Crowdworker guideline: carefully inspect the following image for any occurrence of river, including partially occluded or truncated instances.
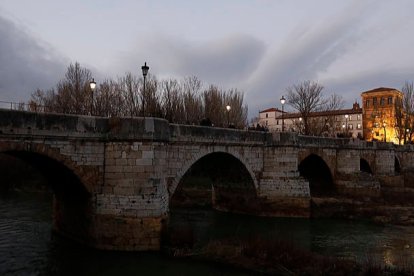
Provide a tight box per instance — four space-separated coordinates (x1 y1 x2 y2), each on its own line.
1 190 414 275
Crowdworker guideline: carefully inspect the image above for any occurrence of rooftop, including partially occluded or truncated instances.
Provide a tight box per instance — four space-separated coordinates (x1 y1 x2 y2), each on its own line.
259 107 283 113
361 87 401 94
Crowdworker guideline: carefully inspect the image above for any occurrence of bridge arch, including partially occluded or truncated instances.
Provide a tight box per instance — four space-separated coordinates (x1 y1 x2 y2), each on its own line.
168 150 258 213
0 141 95 244
298 154 335 196
168 149 258 198
394 156 401 174
360 158 373 174
0 141 98 193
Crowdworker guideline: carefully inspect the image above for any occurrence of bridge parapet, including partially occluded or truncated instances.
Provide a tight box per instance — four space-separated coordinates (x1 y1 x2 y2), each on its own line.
0 109 107 138
169 124 266 145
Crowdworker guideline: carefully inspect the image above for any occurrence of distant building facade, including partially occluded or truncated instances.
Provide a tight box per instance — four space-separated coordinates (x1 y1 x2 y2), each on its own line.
277 103 363 138
361 87 403 143
258 107 284 131
258 103 363 138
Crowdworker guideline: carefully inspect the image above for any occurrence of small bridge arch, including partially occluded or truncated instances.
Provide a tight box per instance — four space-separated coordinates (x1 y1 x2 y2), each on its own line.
360 158 373 174
394 156 401 174
298 153 335 196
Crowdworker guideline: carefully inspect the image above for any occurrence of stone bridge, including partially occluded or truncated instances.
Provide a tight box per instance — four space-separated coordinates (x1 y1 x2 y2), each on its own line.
0 109 413 251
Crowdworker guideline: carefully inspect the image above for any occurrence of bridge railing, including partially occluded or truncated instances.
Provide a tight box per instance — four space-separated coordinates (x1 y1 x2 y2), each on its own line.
0 101 52 113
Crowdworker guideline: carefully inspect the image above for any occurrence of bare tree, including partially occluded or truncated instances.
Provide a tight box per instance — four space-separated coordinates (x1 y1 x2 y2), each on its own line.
118 73 140 117
182 76 203 124
161 79 184 123
29 62 92 115
29 63 249 128
286 80 327 135
398 82 414 144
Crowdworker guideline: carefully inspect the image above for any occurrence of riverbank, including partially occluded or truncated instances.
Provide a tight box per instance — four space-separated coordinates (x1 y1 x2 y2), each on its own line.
165 235 413 275
312 196 414 226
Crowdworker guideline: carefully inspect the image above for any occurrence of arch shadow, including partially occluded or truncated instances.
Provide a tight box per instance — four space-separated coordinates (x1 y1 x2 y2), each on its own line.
395 156 401 174
360 158 373 174
170 152 257 213
0 150 92 244
299 154 335 196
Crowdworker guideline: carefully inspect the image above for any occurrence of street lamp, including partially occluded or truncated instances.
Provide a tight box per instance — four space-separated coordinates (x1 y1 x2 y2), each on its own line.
89 78 96 115
141 62 149 117
344 114 349 137
280 96 286 132
226 104 231 127
383 122 387 142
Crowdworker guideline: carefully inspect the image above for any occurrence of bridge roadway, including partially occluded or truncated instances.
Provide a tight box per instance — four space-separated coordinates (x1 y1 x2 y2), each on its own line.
0 109 413 251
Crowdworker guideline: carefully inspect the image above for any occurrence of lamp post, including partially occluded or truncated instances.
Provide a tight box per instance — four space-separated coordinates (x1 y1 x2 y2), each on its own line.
226 104 231 127
406 128 410 144
299 117 302 134
280 96 286 132
89 78 96 115
141 62 149 117
383 122 387 142
344 114 349 136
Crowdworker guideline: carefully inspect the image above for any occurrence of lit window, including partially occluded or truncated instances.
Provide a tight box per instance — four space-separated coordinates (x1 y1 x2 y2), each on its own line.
349 115 352 121
357 124 361 129
357 115 361 120
348 124 353 130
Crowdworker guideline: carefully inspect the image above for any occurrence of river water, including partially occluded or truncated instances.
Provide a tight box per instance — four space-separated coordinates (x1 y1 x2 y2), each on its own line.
1 191 414 275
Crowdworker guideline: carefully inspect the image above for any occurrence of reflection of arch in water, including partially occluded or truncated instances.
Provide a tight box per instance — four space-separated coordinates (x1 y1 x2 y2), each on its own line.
298 154 334 196
360 158 373 174
170 152 257 212
0 150 92 243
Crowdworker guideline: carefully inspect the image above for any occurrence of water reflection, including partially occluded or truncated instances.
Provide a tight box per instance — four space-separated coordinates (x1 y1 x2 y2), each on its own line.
169 208 414 269
1 191 414 274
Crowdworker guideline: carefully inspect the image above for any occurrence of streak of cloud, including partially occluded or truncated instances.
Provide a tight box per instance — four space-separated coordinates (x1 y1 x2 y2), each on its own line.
0 14 66 102
112 33 265 86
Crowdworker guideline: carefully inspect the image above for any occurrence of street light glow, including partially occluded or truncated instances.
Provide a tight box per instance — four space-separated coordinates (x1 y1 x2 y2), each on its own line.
89 78 96 91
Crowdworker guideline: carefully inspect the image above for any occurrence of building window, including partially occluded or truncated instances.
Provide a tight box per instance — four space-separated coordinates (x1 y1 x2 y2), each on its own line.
357 114 361 120
365 99 370 107
388 97 393 105
266 113 268 118
373 97 377 106
276 120 279 125
265 120 268 126
357 123 361 129
349 115 352 121
380 97 385 106
348 124 353 130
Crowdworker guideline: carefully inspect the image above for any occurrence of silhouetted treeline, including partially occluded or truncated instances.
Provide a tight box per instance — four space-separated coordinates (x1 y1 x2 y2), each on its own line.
29 62 248 128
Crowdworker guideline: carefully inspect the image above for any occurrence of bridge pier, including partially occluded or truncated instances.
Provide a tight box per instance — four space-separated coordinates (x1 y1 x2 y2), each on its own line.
259 146 310 217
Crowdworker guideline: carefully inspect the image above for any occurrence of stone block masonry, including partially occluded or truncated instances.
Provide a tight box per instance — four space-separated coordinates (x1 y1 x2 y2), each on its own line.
0 110 412 251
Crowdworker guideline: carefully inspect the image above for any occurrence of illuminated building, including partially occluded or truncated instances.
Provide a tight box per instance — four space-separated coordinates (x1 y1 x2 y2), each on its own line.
361 87 403 143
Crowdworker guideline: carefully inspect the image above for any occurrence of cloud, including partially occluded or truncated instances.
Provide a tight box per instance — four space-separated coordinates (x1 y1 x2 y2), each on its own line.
111 33 266 86
0 14 67 102
243 1 379 115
